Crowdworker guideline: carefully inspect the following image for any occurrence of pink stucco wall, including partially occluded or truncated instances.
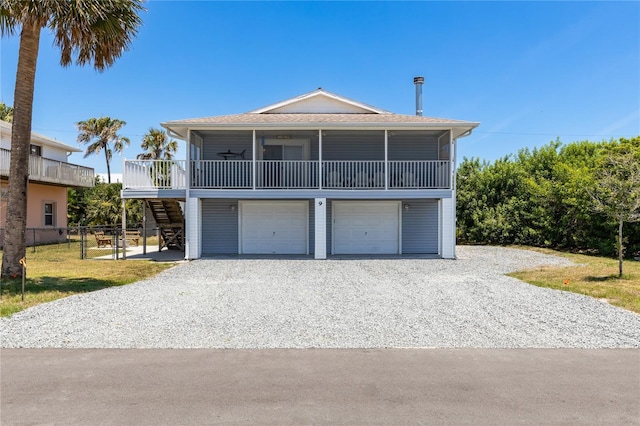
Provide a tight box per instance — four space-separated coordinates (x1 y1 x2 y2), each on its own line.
0 182 67 229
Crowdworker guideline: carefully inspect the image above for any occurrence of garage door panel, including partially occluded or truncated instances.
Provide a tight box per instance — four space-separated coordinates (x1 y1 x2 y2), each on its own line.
241 201 308 254
333 202 399 254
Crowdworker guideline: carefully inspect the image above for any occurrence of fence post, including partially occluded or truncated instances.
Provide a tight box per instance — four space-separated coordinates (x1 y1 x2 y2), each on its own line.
32 228 36 253
142 201 147 255
81 227 86 260
115 227 119 260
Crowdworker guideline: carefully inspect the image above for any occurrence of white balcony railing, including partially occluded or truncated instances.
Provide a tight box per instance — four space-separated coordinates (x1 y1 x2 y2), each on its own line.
323 161 385 188
0 148 94 187
123 160 186 189
192 160 252 188
388 160 450 189
257 160 319 188
123 159 451 190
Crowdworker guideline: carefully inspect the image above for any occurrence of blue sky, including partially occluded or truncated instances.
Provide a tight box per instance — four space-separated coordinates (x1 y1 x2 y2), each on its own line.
1 1 639 175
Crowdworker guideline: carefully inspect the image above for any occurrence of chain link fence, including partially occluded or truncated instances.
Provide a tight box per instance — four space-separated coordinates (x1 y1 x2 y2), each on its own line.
0 227 161 261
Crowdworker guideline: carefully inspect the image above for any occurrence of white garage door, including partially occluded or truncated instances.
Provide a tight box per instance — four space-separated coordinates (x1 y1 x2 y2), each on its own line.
333 201 400 254
240 201 308 254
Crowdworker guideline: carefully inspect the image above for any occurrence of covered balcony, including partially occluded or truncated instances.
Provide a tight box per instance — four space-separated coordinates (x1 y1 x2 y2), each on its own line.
123 159 450 190
122 129 454 191
0 148 95 187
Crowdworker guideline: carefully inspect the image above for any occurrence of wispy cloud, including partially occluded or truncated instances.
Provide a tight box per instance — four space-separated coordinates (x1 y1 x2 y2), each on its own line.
597 109 640 138
472 109 531 143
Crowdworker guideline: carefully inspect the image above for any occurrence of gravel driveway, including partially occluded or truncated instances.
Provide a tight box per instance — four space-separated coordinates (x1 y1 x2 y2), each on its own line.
2 246 639 348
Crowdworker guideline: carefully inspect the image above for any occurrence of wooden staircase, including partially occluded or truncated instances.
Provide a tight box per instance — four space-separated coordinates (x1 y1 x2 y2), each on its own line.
146 199 185 251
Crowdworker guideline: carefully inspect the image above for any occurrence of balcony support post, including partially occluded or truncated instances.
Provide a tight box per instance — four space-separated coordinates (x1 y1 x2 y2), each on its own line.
318 129 322 190
451 130 457 259
384 130 388 190
252 130 256 190
121 198 127 260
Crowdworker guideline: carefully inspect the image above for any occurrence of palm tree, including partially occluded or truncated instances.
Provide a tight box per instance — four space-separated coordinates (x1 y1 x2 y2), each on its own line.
77 117 130 183
137 128 178 160
0 102 13 122
137 128 179 187
0 0 144 278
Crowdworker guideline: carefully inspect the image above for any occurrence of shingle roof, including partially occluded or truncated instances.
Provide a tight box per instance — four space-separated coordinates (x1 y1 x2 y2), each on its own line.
164 113 474 126
0 120 81 152
162 88 479 139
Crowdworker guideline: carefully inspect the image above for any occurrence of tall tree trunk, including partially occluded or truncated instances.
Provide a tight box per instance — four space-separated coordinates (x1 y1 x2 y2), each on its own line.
105 147 111 183
618 218 624 278
1 24 41 279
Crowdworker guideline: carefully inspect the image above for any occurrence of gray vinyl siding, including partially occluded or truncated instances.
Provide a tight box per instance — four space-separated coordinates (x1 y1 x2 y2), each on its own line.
202 198 316 255
201 199 239 254
203 132 254 161
388 133 439 161
438 131 451 160
402 199 439 254
199 130 442 162
200 198 437 255
310 137 319 161
323 131 385 160
326 199 437 255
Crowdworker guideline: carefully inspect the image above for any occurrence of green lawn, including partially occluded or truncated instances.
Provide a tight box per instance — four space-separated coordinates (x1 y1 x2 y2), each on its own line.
509 246 640 314
0 241 175 317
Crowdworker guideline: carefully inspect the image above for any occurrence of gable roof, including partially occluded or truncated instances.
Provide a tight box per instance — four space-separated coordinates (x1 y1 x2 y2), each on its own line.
250 88 392 115
162 88 479 139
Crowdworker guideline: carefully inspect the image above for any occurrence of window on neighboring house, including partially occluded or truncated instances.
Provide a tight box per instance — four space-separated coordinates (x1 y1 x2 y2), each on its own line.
30 144 42 156
44 202 55 226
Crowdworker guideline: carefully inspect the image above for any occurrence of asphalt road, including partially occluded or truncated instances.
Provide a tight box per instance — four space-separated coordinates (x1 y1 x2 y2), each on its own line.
1 348 639 425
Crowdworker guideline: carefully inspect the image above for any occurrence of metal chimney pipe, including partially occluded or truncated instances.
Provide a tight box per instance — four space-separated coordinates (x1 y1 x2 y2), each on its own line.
414 76 424 116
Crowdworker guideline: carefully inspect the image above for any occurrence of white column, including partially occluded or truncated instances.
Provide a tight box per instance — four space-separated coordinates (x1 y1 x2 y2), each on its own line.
185 197 200 259
314 197 327 259
440 197 455 259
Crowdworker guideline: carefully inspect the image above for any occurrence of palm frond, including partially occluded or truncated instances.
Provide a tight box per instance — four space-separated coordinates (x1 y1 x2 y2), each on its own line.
49 0 145 71
138 127 179 160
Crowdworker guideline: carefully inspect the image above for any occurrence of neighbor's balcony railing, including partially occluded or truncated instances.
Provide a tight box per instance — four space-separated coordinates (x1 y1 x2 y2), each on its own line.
123 159 450 190
0 148 95 187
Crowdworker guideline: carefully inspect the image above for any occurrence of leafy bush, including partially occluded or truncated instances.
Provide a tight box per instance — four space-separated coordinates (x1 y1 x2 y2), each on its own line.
457 136 640 257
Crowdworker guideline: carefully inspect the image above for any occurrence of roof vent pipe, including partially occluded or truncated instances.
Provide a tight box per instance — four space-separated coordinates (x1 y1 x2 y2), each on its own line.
413 76 424 116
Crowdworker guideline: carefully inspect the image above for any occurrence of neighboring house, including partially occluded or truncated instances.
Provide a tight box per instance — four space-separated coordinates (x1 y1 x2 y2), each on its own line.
0 120 94 246
121 84 478 259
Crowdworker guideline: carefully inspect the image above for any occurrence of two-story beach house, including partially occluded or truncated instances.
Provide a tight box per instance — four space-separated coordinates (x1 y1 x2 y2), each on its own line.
122 82 478 259
0 120 95 245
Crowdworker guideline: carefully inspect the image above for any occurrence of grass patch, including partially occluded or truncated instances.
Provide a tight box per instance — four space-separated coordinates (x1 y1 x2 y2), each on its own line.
508 247 640 314
0 242 175 317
